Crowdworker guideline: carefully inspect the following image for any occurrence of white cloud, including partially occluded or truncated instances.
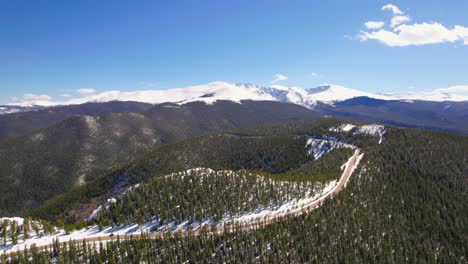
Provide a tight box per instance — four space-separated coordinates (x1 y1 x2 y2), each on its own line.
77 88 97 94
453 25 468 45
391 15 411 28
60 94 72 98
308 72 324 79
356 4 468 47
433 85 468 95
365 21 385 30
360 23 467 47
271 73 288 83
13 94 51 101
382 4 403 15
9 93 52 105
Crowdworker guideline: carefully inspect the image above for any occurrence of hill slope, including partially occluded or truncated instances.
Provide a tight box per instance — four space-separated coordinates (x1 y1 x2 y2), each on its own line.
27 119 377 223
0 101 154 141
317 97 468 134
0 101 321 216
17 124 468 263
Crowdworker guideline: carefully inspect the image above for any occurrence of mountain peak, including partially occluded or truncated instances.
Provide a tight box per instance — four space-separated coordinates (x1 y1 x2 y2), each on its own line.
4 82 467 114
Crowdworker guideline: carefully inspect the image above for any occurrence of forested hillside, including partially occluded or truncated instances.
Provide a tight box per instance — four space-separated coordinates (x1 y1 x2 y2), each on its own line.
90 168 337 229
0 101 321 216
0 101 154 141
0 113 161 216
5 126 466 263
316 97 468 135
27 119 376 224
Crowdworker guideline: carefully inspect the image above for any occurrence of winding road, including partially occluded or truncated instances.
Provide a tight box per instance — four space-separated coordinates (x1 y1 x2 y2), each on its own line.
2 149 362 256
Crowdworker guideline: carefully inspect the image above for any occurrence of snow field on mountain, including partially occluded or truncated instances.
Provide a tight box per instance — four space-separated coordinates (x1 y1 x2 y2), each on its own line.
7 81 466 109
304 136 356 159
329 123 386 144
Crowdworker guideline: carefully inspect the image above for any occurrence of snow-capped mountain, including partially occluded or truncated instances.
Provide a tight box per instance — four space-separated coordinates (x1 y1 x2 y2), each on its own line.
0 105 47 114
5 82 468 111
377 86 468 102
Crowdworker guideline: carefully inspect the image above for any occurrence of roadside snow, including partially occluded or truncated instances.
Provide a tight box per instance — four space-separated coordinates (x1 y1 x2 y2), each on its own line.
220 180 336 225
351 154 365 175
0 179 335 255
0 217 24 226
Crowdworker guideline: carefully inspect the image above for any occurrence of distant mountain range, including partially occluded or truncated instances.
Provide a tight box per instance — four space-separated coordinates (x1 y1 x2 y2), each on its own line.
4 82 468 111
1 82 466 260
316 97 468 134
0 105 47 115
1 82 467 139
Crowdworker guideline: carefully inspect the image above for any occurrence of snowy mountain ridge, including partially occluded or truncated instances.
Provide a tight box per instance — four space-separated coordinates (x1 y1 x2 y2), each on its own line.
6 81 468 110
0 105 47 114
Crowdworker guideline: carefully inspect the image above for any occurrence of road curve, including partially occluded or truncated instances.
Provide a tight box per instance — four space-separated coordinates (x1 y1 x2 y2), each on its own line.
2 149 362 256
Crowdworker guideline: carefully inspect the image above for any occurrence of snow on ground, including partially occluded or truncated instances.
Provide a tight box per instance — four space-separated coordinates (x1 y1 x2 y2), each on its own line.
354 125 386 144
220 180 336 225
88 198 117 221
0 217 62 254
161 105 182 108
329 123 356 132
0 178 334 255
342 152 365 188
350 153 365 177
0 109 21 114
1 223 144 254
220 148 363 226
328 123 386 144
88 206 103 221
304 136 355 159
0 217 24 226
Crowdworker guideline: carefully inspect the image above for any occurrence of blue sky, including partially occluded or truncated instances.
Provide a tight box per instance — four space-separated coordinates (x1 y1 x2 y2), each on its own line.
1 0 467 104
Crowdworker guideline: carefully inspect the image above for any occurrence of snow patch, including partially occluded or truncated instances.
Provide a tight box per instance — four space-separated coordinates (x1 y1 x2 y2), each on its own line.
304 136 355 159
329 123 386 144
220 180 336 225
0 217 24 226
30 132 45 142
88 206 103 221
141 128 154 136
161 105 182 108
354 124 386 144
83 115 99 136
87 198 117 221
329 123 356 132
